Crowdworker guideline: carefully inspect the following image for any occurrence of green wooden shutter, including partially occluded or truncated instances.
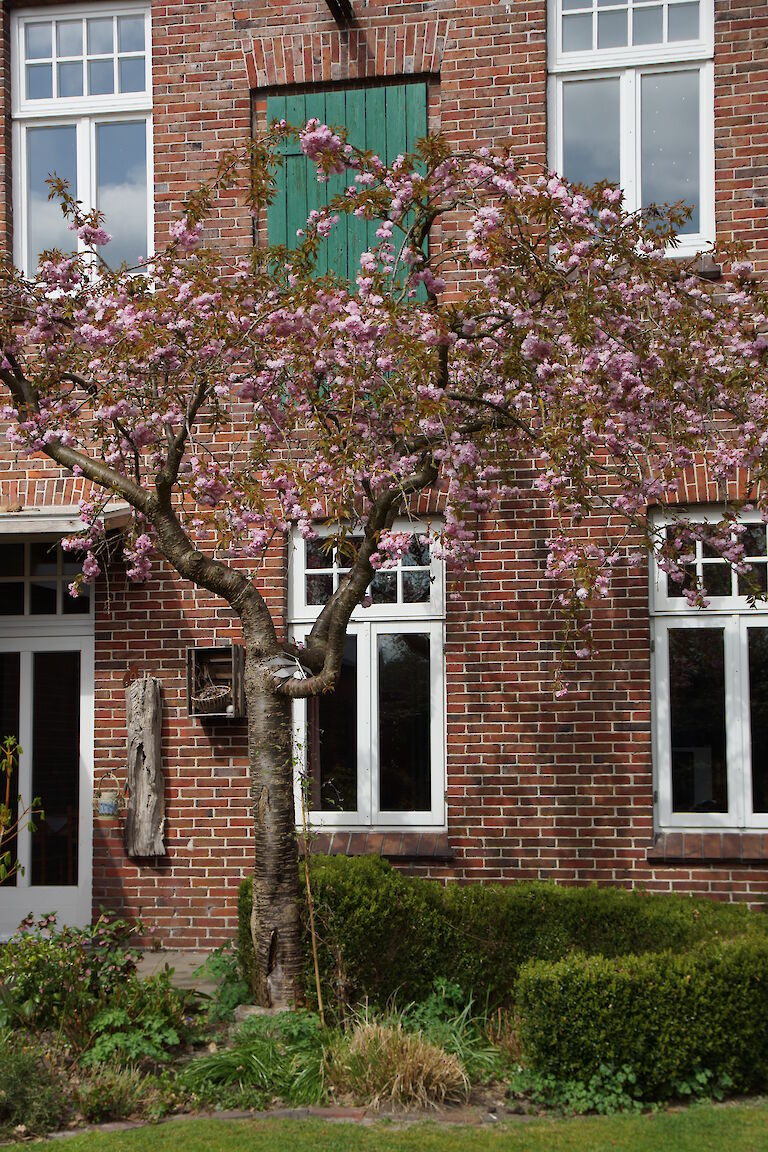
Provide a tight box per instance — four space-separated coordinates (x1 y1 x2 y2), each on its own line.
266 82 428 285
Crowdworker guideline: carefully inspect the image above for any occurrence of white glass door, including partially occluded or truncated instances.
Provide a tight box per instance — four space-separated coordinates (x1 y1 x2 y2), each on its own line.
0 634 93 937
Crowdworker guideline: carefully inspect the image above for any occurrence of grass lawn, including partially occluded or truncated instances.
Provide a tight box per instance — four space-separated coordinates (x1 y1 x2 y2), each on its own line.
56 1100 768 1152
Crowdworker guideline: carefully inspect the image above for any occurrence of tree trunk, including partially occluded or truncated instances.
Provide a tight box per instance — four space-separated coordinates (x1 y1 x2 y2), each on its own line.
124 674 166 857
244 643 303 1008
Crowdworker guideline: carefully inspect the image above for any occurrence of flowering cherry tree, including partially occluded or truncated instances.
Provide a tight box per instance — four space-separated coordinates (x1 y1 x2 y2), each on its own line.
1 123 767 1006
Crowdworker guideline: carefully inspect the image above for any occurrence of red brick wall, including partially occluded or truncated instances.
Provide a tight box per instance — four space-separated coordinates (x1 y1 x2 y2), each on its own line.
1 0 767 947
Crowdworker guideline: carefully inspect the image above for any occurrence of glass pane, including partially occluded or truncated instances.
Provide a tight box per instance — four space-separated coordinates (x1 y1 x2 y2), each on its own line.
58 61 83 98
30 582 57 615
306 574 333 605
57 20 83 58
118 15 145 53
371 572 397 604
88 59 114 95
309 636 357 812
26 63 53 101
562 13 593 51
669 628 728 813
306 539 331 570
0 652 21 888
119 56 145 94
26 125 77 270
87 17 113 55
0 586 24 615
562 79 621 187
403 535 430 567
598 0 625 6
31 651 80 886
701 562 731 596
0 543 24 577
641 71 699 234
563 0 590 8
96 121 147 268
668 1 699 40
62 581 91 615
667 565 696 598
749 629 768 814
743 525 767 557
738 562 768 598
598 10 628 46
379 634 431 812
26 22 52 60
30 542 57 577
633 5 663 43
403 571 431 603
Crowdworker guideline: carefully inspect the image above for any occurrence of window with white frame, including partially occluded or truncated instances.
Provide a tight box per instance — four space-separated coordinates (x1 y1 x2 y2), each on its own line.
548 0 714 252
651 512 768 831
12 4 153 275
289 525 446 829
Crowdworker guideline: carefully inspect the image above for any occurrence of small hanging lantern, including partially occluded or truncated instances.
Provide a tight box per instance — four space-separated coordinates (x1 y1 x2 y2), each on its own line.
93 769 126 820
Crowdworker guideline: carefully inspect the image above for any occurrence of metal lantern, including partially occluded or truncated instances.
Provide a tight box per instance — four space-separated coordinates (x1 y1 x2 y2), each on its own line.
93 769 126 820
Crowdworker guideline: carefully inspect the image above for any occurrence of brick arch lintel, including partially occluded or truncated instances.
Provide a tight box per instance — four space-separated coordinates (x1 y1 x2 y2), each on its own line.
244 19 451 90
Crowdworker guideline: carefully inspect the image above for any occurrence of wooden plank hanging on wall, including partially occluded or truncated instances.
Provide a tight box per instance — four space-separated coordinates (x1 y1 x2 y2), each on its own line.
124 674 166 857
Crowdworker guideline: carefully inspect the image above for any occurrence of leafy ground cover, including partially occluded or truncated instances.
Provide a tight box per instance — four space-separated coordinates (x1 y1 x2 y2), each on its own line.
42 1103 768 1152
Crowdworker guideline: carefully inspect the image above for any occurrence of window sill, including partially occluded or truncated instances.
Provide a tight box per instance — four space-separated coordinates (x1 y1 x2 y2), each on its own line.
648 831 768 864
299 831 454 861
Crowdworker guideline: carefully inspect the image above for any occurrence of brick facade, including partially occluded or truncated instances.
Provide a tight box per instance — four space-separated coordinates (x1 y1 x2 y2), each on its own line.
1 0 767 947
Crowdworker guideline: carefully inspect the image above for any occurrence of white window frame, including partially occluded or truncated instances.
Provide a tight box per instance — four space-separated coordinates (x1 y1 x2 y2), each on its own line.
651 509 768 831
289 522 446 831
11 3 153 277
547 0 715 255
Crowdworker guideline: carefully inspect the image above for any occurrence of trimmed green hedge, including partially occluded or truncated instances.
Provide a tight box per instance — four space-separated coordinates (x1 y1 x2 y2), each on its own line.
515 936 768 1098
238 856 766 1010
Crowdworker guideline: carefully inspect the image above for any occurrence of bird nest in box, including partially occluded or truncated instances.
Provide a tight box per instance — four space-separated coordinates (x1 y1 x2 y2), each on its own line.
192 682 232 713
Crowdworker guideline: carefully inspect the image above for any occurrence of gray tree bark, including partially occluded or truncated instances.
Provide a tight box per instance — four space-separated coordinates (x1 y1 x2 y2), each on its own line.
124 674 166 857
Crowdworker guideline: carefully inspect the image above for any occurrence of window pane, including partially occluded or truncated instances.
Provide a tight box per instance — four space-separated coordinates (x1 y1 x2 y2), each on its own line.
0 543 24 577
633 5 663 43
96 121 147 268
119 56 145 93
562 13 593 51
403 535 430 567
598 10 628 46
668 1 699 40
563 0 590 8
30 582 57 614
743 525 767 557
669 628 728 813
88 58 114 95
306 574 333 605
309 636 357 812
701 562 731 596
26 22 52 60
62 581 91 615
118 15 145 53
749 629 768 814
379 633 431 811
31 651 80 886
641 71 699 234
57 20 83 58
27 125 77 270
0 585 24 615
563 79 621 187
30 542 57 577
58 61 83 98
0 653 21 887
306 539 331 570
87 17 113 55
371 572 397 604
26 63 53 101
403 571 431 603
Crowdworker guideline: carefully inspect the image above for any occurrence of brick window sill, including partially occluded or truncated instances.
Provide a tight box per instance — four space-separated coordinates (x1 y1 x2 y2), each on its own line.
648 831 768 864
299 831 454 861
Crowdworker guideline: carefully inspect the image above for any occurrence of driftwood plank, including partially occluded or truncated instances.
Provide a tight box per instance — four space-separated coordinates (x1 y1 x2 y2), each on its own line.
124 675 166 857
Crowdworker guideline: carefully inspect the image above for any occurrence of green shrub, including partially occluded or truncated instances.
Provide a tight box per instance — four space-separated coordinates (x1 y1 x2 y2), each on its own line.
238 857 767 1012
0 1036 69 1136
0 912 139 1042
75 1066 147 1122
81 972 195 1067
514 935 768 1100
194 944 251 1022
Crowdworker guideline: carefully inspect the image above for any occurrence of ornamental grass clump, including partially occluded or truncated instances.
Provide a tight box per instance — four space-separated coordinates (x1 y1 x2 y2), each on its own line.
326 1017 470 1110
